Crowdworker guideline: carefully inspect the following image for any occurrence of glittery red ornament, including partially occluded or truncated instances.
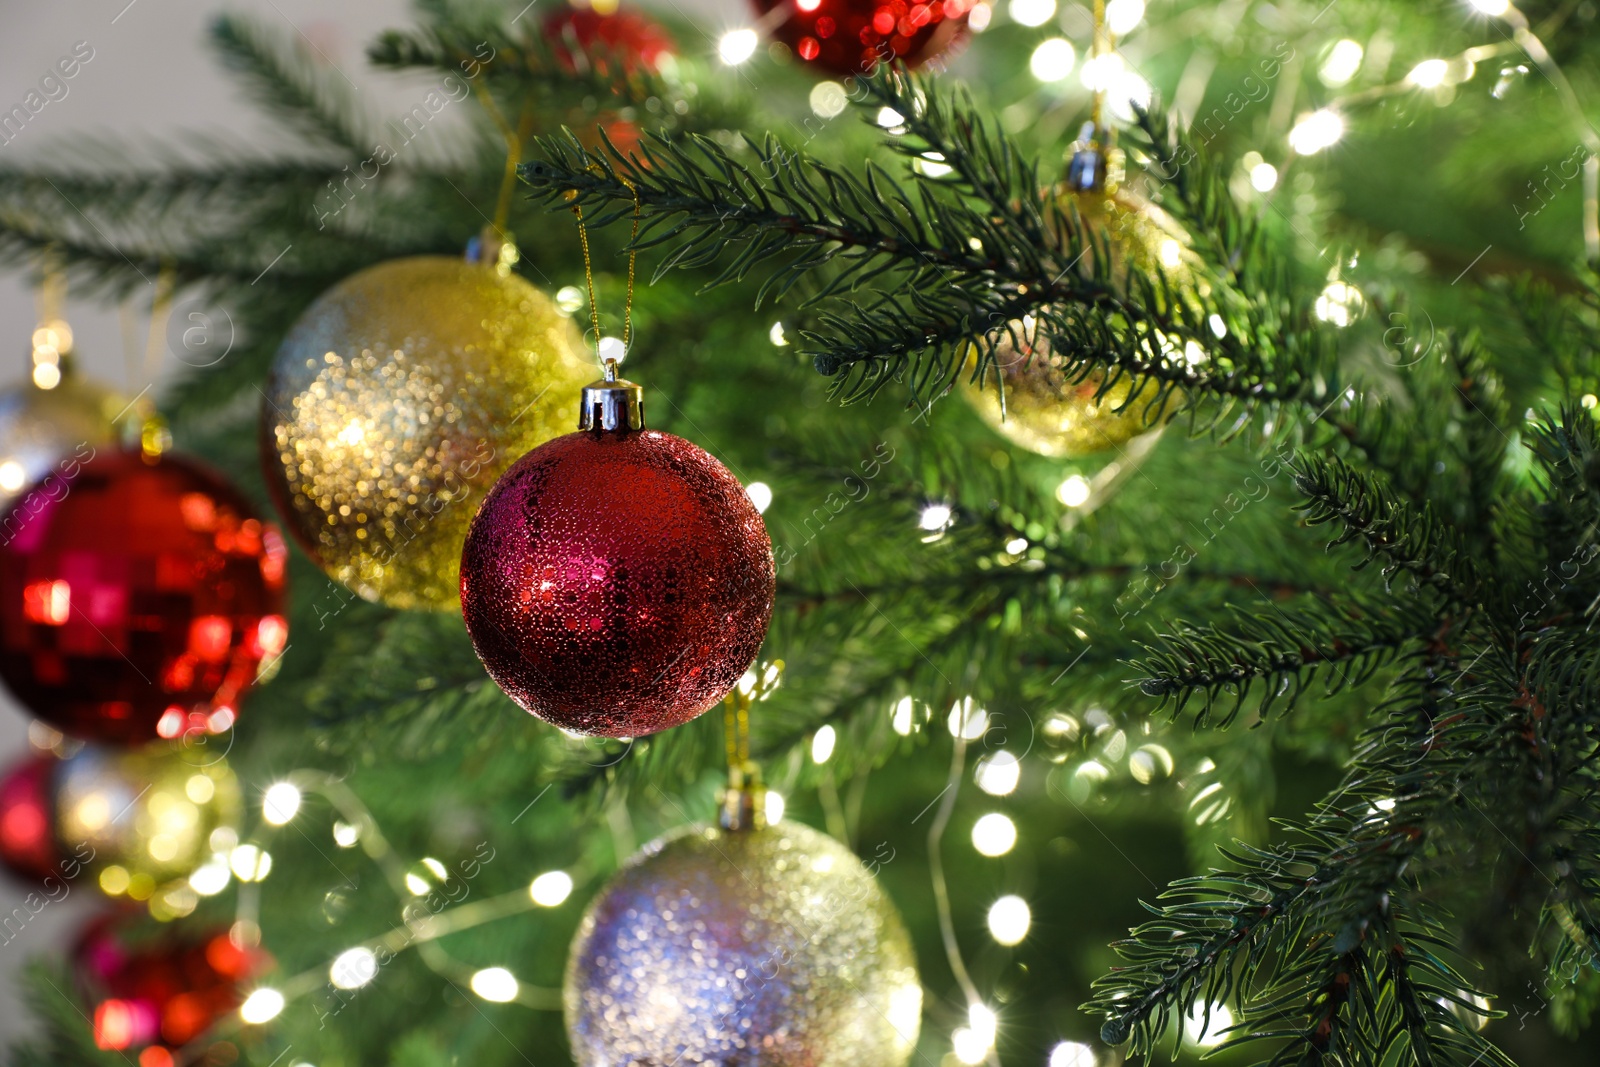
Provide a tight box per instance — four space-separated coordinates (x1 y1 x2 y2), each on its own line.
75 912 270 1053
753 0 973 76
543 5 676 74
0 450 289 744
0 752 59 882
461 372 774 737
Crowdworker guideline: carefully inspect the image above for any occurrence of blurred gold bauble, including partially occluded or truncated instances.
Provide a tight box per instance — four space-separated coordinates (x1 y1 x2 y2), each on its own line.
53 743 241 904
262 253 592 609
566 816 922 1067
0 358 128 506
960 184 1196 458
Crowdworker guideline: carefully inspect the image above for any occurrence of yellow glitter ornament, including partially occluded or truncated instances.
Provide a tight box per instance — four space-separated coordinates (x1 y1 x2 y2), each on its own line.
53 743 242 905
565 774 922 1067
262 241 591 609
961 140 1197 458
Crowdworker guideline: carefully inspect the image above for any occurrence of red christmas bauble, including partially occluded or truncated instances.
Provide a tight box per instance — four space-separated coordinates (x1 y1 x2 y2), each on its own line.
543 5 676 74
753 0 973 75
461 428 774 737
76 912 270 1053
0 449 289 744
0 752 59 882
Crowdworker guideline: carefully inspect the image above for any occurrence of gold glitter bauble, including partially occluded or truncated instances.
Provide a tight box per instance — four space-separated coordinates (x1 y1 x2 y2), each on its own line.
566 819 922 1067
53 743 242 902
262 256 591 609
0 361 127 507
961 186 1195 457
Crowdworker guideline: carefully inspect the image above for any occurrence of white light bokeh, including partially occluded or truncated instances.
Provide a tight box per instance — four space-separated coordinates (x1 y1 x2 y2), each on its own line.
262 782 301 826
1030 38 1076 82
972 812 1017 856
811 724 837 764
330 947 378 990
718 29 759 65
1250 162 1279 192
1407 59 1449 88
471 967 520 1003
1050 1041 1097 1067
920 503 953 531
1289 109 1345 154
530 870 575 907
1057 475 1091 507
745 481 773 513
987 894 1031 944
240 988 285 1024
1009 0 1056 27
1319 39 1363 86
976 751 1021 795
1105 0 1145 34
1184 1002 1234 1048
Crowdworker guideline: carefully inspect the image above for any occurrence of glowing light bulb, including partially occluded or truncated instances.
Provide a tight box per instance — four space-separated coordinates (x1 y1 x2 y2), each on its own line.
1009 0 1056 27
718 29 759 65
1051 1041 1097 1067
877 107 905 129
330 947 378 990
769 321 788 346
976 751 1021 795
1105 0 1144 35
892 696 916 736
530 870 574 906
332 820 360 847
948 699 988 740
1057 474 1091 507
1030 38 1076 82
987 894 1031 944
230 844 272 882
811 724 837 764
1250 162 1279 192
240 988 285 1024
1319 39 1363 86
0 461 24 492
470 967 519 1003
404 872 431 896
262 782 301 826
969 1003 998 1045
1184 1002 1234 1048
1408 59 1449 88
920 503 953 530
188 858 231 896
1289 109 1344 155
745 481 773 514
972 812 1017 856
952 1028 989 1064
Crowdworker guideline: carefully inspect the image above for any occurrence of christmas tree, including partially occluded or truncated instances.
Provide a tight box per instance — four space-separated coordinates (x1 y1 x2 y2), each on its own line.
2 0 1600 1064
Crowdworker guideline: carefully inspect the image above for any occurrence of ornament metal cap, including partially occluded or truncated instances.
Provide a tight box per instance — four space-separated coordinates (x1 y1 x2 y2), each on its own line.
1064 121 1124 195
719 759 768 832
578 358 645 433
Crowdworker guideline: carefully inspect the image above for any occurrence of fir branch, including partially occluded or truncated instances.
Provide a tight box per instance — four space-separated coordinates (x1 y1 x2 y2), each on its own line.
1134 600 1432 725
1291 455 1483 603
211 14 371 154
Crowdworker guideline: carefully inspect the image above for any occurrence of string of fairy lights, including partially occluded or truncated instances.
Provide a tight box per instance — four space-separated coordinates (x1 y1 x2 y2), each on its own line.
90 2 1582 1065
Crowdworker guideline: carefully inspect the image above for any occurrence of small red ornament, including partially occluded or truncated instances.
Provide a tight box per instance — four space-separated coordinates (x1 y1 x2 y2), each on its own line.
752 0 972 76
461 367 774 737
543 5 676 74
0 449 289 744
76 912 270 1054
0 752 59 882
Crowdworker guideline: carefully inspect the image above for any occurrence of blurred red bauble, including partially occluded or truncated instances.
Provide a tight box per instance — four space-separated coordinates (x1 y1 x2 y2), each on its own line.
461 379 774 737
543 5 676 74
0 752 58 881
0 449 289 744
76 912 270 1053
753 0 973 75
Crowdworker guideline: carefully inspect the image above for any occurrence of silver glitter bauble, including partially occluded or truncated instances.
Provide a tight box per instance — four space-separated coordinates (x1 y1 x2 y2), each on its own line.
565 819 922 1067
